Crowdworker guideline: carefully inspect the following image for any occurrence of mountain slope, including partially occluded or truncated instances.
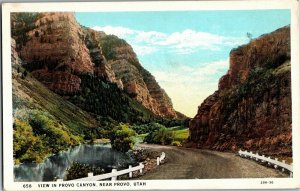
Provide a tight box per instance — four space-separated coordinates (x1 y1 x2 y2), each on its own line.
12 39 97 134
12 38 98 163
12 67 97 133
99 34 177 118
189 26 291 157
11 12 178 120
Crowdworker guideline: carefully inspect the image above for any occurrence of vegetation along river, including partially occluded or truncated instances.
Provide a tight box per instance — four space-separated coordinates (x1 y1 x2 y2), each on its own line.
14 143 137 181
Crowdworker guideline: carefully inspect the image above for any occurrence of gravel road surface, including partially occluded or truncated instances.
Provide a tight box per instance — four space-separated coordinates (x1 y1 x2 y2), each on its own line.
135 144 287 179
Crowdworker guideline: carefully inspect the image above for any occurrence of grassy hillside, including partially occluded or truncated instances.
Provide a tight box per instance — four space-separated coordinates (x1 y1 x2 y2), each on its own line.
132 123 189 146
169 126 189 142
12 65 97 163
13 65 97 133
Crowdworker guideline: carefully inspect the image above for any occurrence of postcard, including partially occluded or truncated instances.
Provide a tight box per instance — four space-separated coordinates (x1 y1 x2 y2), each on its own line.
2 0 300 190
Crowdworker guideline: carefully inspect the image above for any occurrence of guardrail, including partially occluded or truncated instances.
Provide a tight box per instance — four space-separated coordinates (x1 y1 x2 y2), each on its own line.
57 162 144 181
238 150 293 177
57 152 166 181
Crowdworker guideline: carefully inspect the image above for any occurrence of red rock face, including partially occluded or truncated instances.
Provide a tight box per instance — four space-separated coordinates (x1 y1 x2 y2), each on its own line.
83 28 123 89
107 42 177 118
219 26 290 90
11 12 178 118
189 26 292 156
143 71 177 118
31 69 81 94
20 13 94 75
13 13 94 95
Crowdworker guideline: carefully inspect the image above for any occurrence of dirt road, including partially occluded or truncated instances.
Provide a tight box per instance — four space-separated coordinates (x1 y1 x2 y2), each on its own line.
135 144 286 179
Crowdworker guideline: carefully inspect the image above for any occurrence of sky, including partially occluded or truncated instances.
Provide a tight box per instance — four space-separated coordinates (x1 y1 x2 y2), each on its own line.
75 10 290 117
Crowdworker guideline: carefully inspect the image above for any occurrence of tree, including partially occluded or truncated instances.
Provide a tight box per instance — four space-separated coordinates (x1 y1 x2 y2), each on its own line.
110 123 136 152
246 32 253 41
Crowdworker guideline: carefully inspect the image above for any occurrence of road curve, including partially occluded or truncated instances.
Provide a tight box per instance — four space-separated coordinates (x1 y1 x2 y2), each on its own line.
135 144 287 179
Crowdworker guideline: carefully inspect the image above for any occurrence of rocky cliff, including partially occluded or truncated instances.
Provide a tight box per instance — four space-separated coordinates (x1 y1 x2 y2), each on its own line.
11 37 101 163
189 26 292 156
11 36 97 135
99 34 177 118
11 12 177 119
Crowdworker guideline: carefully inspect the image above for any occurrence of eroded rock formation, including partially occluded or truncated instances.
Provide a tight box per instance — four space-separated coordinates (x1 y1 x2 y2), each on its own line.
11 12 177 118
189 26 292 156
101 34 177 118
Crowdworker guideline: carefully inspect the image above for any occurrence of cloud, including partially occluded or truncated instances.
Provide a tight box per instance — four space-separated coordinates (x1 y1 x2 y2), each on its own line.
135 31 166 44
152 59 229 117
92 26 135 38
155 29 246 54
194 59 229 77
91 25 240 116
154 59 229 83
156 29 223 49
131 45 157 56
92 25 247 55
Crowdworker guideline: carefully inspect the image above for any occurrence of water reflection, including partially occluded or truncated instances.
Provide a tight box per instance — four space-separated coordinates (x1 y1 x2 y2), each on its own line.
14 143 136 182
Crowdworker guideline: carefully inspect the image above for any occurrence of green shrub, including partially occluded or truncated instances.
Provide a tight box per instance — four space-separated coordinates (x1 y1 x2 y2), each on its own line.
13 119 49 163
66 162 105 180
110 123 136 152
13 109 88 163
28 110 82 153
151 118 190 128
132 122 165 134
171 141 182 147
144 126 174 145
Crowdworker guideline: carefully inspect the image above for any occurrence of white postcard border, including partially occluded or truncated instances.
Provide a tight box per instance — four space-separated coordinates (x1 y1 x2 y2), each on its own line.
2 1 300 190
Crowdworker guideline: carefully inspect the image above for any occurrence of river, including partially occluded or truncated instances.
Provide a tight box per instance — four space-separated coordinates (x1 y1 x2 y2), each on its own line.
14 143 137 182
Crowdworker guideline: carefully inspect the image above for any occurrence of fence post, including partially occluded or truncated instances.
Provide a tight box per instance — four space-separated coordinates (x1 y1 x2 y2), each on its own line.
88 172 93 177
256 153 259 161
139 163 143 174
267 157 271 165
111 169 117 181
274 158 278 169
281 160 286 172
129 165 132 178
261 155 265 162
157 157 160 165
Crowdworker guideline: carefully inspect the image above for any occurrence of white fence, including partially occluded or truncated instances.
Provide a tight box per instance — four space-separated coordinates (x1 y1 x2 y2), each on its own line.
238 150 293 177
57 152 166 181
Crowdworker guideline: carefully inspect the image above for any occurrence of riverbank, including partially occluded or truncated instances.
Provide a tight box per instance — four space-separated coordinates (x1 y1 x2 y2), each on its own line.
131 149 163 178
14 143 135 181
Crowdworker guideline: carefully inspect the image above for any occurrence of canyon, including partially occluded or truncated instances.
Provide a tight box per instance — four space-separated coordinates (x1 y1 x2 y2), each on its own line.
11 12 292 160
